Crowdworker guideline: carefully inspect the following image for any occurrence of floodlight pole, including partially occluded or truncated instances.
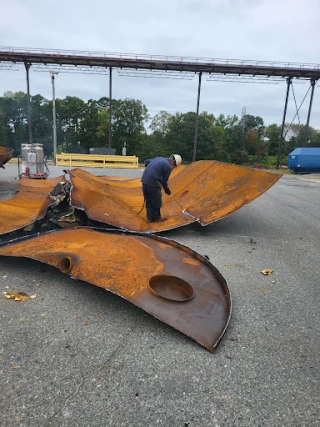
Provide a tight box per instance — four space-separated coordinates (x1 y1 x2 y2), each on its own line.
192 72 202 162
276 77 291 169
25 62 32 145
50 70 58 165
303 78 316 146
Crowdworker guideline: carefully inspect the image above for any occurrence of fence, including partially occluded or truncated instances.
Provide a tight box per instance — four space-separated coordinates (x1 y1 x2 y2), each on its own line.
56 153 139 169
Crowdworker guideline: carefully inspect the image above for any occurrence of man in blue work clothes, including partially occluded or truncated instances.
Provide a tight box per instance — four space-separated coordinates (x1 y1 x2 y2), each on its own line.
141 154 182 223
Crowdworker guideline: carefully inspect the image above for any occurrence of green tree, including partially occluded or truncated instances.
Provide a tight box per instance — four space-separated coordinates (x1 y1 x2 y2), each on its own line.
165 112 217 162
136 133 161 160
214 113 238 128
0 108 8 146
1 91 28 154
95 108 109 146
31 94 52 155
79 99 100 150
230 149 249 164
56 96 86 151
150 110 172 135
225 124 247 155
309 130 320 147
265 123 281 156
111 99 149 155
241 114 265 135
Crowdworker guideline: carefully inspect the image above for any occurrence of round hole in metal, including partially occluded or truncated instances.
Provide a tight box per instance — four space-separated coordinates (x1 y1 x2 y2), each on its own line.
148 274 194 302
59 257 73 273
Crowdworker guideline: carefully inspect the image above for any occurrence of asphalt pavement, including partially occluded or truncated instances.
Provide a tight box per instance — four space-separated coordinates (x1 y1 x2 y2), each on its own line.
0 164 319 427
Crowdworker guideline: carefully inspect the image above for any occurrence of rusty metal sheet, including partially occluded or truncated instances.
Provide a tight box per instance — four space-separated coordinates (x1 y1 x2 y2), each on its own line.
0 228 231 351
0 146 14 168
69 161 280 232
0 175 66 235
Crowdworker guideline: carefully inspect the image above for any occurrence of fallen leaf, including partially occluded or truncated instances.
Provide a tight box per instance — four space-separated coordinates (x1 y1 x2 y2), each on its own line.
4 291 30 301
4 291 36 301
260 269 273 276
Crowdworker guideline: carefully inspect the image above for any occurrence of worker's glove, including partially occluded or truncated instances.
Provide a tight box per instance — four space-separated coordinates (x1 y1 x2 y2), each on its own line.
165 188 171 195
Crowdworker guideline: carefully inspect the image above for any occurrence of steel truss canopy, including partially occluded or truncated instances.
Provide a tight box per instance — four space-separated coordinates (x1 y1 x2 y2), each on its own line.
1 47 320 79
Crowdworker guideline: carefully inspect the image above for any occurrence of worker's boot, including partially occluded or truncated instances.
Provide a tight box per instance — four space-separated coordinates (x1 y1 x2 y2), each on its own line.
154 217 167 222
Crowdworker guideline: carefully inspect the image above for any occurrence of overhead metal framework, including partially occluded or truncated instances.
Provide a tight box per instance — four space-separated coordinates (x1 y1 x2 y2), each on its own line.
1 47 319 165
1 47 320 78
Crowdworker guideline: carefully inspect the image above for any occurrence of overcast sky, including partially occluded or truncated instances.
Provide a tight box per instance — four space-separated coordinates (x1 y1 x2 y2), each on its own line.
1 0 320 129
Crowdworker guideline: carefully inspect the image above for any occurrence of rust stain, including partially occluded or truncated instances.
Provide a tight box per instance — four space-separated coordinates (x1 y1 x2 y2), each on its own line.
0 228 231 352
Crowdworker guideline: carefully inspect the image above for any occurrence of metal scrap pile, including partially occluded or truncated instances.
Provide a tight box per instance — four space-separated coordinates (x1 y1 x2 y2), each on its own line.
0 160 280 351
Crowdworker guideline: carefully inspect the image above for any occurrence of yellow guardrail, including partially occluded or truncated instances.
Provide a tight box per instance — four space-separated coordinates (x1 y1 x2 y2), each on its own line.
56 153 139 169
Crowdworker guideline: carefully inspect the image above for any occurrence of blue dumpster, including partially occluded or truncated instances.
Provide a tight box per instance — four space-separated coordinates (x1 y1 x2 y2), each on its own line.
288 147 320 173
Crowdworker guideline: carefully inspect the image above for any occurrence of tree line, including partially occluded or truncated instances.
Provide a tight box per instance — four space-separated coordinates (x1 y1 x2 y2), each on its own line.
0 91 319 166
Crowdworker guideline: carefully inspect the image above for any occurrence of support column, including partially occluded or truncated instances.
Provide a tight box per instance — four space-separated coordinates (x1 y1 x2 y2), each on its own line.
50 71 58 166
108 67 112 149
276 77 291 169
25 62 32 145
303 79 316 146
192 72 202 162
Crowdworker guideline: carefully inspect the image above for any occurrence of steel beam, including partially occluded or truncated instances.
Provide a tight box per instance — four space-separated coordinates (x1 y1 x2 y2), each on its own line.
192 72 202 162
277 78 291 169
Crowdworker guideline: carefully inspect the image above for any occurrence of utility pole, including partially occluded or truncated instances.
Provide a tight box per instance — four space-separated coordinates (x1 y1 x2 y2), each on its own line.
50 70 59 165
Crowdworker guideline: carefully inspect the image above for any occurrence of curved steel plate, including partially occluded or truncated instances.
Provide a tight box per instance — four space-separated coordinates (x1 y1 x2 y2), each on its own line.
69 161 280 232
0 228 231 351
0 175 66 235
0 146 14 168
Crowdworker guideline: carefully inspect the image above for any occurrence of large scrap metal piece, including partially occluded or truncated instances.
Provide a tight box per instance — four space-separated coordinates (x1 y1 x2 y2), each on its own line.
0 228 231 351
0 175 66 235
69 161 281 232
0 146 14 168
